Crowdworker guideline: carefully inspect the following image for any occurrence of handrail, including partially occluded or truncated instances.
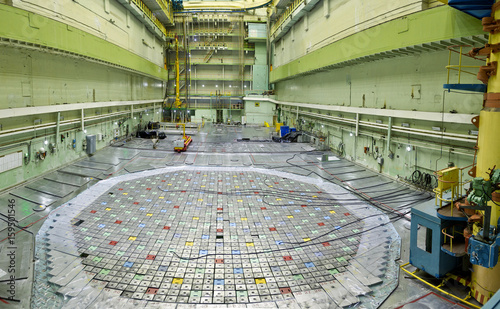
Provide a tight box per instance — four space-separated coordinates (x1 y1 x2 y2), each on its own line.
445 45 484 85
270 0 304 36
156 0 174 22
130 0 168 37
442 227 454 239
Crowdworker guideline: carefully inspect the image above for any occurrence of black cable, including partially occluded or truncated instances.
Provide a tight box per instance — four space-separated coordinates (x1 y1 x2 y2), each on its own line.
411 170 422 185
170 211 409 261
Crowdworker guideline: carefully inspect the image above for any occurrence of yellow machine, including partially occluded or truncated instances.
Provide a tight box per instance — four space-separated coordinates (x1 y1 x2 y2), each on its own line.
467 2 500 303
402 2 500 306
173 123 192 152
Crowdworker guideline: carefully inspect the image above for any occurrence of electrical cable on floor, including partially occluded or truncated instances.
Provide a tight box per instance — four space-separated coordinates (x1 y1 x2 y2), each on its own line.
169 210 409 261
152 161 417 261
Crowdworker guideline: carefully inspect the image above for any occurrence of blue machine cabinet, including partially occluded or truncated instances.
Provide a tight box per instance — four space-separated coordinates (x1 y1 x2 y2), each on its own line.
410 200 462 278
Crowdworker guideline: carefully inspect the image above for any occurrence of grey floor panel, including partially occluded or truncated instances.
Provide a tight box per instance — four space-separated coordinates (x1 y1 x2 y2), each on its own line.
73 160 114 171
45 172 91 187
360 182 407 194
207 154 223 165
335 170 378 181
26 179 77 198
0 194 40 220
224 154 252 166
10 187 59 206
275 166 313 176
184 153 197 165
138 151 168 158
99 147 140 160
87 155 123 165
168 153 187 164
124 163 156 173
60 166 105 178
48 260 85 286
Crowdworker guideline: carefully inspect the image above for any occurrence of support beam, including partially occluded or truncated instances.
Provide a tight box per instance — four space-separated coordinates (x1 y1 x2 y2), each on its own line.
56 112 61 146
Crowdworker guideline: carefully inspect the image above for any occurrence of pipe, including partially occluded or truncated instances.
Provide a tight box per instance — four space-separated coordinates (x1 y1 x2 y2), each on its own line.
81 109 84 132
294 109 476 143
175 0 272 13
355 113 359 137
387 116 392 155
0 109 146 139
56 112 60 146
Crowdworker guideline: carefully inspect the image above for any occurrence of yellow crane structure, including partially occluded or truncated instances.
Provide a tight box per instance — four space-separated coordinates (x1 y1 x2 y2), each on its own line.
174 36 182 109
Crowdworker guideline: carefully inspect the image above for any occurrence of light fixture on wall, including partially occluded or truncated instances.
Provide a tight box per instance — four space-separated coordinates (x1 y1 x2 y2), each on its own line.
406 145 412 152
44 139 48 145
349 132 353 137
84 129 87 134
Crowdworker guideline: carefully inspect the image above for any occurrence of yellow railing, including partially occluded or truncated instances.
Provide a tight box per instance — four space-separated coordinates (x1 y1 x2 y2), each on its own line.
433 164 473 213
156 0 174 23
442 226 465 256
270 0 304 37
400 263 480 309
445 45 482 85
130 0 169 37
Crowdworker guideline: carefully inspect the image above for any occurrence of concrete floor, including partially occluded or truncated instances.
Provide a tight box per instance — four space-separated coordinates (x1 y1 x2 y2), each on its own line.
0 124 477 308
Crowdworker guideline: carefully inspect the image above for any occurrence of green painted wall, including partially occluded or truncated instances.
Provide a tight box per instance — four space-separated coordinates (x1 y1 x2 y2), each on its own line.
253 42 268 91
275 49 482 114
271 5 483 83
0 4 168 80
272 4 483 183
0 45 163 109
244 100 274 124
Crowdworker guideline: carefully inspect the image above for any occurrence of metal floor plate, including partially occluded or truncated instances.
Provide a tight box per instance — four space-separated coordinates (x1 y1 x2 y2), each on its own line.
45 172 91 187
10 187 59 206
60 166 105 178
26 179 78 198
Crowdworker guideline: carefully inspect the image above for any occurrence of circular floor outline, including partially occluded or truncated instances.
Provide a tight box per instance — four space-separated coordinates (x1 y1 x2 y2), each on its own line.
32 166 401 308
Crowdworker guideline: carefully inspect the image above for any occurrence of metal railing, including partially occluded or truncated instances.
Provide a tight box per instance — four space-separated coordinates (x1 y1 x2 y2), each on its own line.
270 0 304 36
130 0 169 37
445 45 482 85
433 163 474 214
